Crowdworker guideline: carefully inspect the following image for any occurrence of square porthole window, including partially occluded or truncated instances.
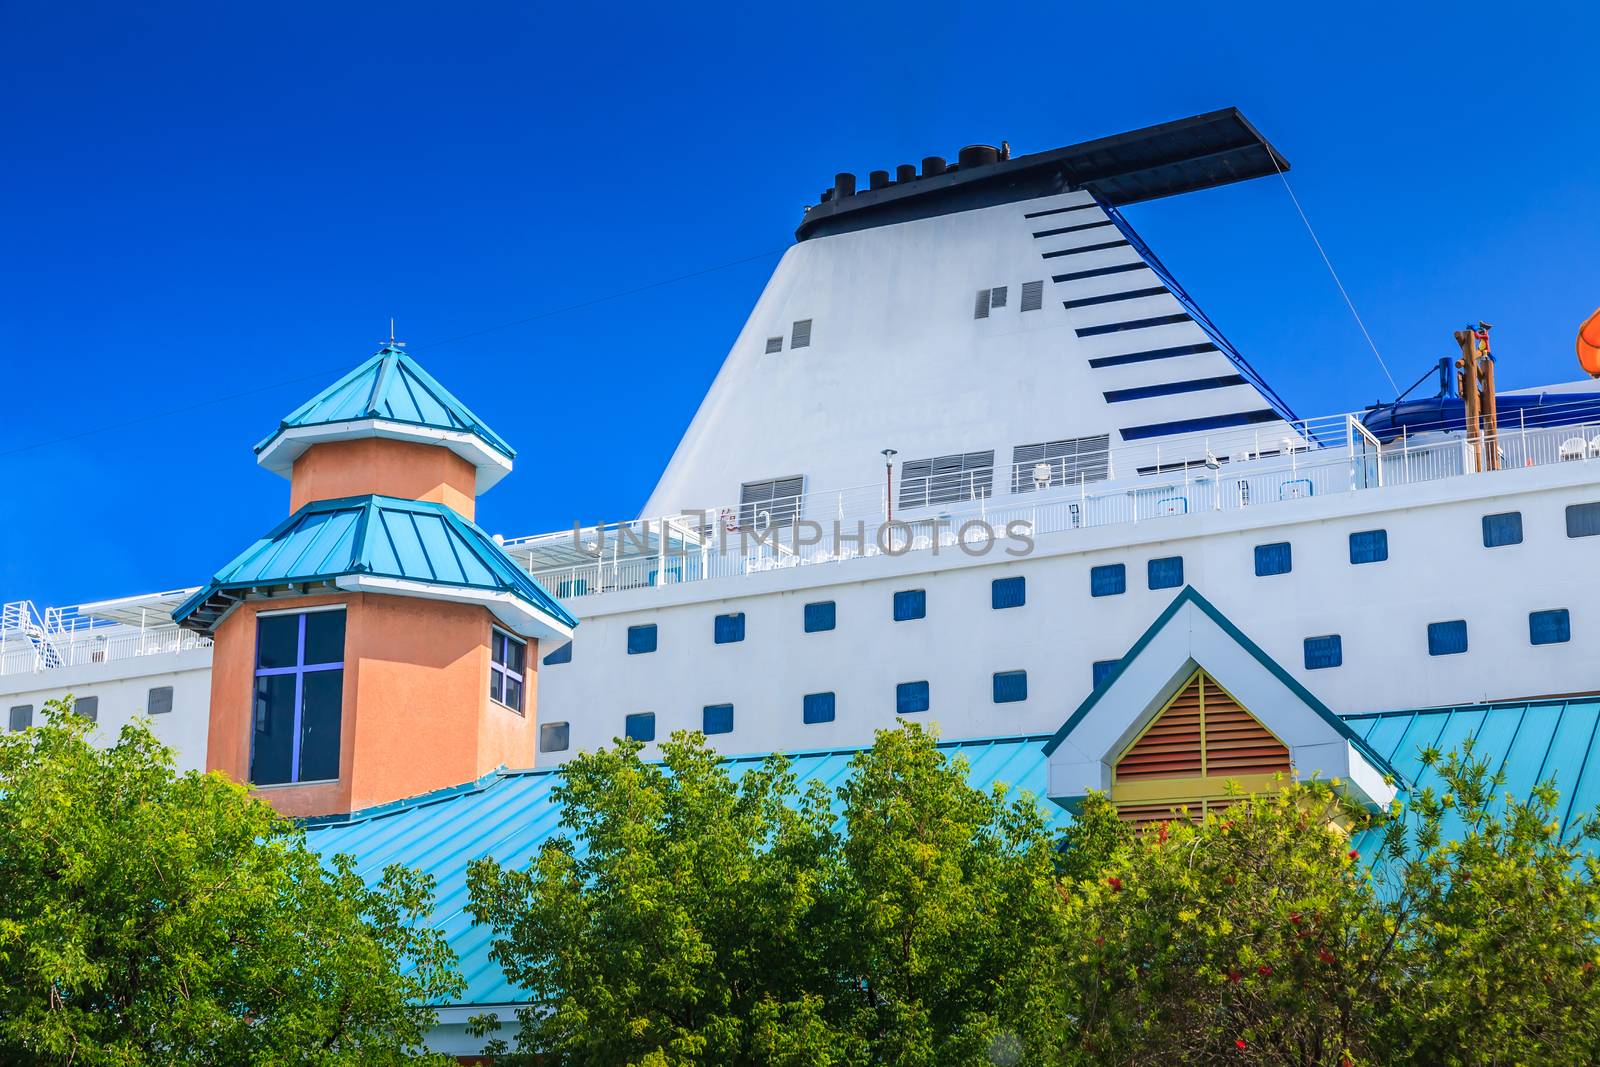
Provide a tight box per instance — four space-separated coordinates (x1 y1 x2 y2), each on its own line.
1304 635 1343 670
993 670 1028 704
1147 556 1184 590
802 692 836 724
896 681 930 714
1481 512 1523 548
539 722 570 753
624 712 656 742
1530 609 1571 645
714 613 745 644
893 589 926 621
703 704 734 735
9 705 33 732
1254 542 1292 576
1427 620 1468 656
1090 563 1126 597
1566 503 1600 538
627 624 658 655
804 601 836 633
1348 530 1388 564
991 576 1025 609
74 696 99 722
146 686 174 715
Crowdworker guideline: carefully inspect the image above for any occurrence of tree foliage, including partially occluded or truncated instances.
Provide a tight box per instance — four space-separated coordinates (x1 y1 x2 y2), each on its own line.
0 699 462 1066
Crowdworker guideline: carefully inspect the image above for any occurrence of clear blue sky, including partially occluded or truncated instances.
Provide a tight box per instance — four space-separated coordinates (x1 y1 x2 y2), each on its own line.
4 1 1597 608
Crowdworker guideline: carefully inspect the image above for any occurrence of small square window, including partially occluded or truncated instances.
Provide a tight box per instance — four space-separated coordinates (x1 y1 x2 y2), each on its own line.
1530 609 1571 645
714 613 745 644
74 695 99 723
1481 512 1523 548
1304 635 1343 670
1427 620 1468 656
703 704 734 735
1147 556 1184 590
9 705 33 732
1090 563 1126 597
624 712 656 742
1566 502 1600 538
540 722 570 752
893 589 926 621
993 670 1028 703
627 624 658 655
543 641 573 665
146 686 174 715
1092 660 1119 689
803 692 836 724
1254 542 1292 576
804 601 836 633
991 576 1026 610
1348 529 1388 564
896 681 930 714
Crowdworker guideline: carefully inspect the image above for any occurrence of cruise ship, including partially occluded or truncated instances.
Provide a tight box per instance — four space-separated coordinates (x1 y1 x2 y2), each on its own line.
7 108 1600 1053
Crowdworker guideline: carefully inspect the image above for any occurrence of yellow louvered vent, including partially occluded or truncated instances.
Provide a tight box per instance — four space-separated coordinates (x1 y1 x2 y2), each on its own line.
1111 670 1289 823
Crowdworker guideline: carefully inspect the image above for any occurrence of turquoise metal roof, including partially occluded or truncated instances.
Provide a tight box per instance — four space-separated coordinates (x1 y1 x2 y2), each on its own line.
300 697 1600 1010
255 346 514 461
173 494 575 635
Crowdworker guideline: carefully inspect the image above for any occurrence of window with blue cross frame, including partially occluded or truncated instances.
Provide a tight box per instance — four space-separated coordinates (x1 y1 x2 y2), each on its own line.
251 608 346 786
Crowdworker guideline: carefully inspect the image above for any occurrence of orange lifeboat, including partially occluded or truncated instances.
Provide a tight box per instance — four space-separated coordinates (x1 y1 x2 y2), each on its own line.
1581 308 1600 378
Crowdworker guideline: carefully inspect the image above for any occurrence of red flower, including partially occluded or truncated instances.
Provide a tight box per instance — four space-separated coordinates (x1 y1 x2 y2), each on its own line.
1236 1038 1248 1050
1347 849 1360 861
1107 876 1123 892
1257 965 1273 976
1289 912 1302 926
1318 948 1336 964
1228 969 1242 983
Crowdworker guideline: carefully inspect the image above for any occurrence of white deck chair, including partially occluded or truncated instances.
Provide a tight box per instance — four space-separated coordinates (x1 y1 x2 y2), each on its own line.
1560 437 1587 462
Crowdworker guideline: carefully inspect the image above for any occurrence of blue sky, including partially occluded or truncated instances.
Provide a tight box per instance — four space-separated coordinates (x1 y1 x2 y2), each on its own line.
3 1 1597 608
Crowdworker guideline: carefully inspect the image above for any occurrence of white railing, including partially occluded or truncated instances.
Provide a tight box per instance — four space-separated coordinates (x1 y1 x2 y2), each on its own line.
0 619 211 679
518 416 1600 601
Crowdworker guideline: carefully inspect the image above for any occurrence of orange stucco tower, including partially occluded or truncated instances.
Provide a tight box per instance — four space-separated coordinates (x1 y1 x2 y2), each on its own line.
175 345 576 818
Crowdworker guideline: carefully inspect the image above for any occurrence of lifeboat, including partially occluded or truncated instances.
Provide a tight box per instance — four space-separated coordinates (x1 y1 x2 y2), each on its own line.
1580 308 1600 378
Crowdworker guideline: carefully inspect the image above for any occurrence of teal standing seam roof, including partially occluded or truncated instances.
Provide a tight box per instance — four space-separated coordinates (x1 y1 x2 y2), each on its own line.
172 495 575 634
255 346 515 460
300 697 1600 1011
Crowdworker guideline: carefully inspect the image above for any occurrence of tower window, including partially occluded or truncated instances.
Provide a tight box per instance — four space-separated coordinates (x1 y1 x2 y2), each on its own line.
714 613 745 644
791 319 812 349
1090 563 1126 597
251 608 346 786
993 670 1028 704
803 692 836 724
893 589 926 621
625 712 656 742
627 624 657 655
490 630 527 713
804 601 836 633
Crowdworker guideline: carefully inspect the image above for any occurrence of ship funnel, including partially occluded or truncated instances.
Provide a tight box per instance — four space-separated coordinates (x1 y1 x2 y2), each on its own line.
833 172 856 199
958 144 1000 168
921 155 946 177
896 163 917 183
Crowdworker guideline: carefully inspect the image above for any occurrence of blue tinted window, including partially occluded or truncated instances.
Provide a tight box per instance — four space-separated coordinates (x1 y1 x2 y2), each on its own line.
1427 620 1468 656
702 704 734 735
991 576 1026 610
542 640 572 665
627 624 657 655
893 589 926 621
1530 609 1571 645
1348 530 1388 564
993 670 1028 703
624 712 656 742
802 692 836 724
1254 542 1292 576
1090 564 1126 597
1481 512 1523 548
896 681 930 714
1566 503 1600 538
804 601 836 633
1147 556 1184 590
1092 659 1119 689
1303 635 1343 670
714 613 745 644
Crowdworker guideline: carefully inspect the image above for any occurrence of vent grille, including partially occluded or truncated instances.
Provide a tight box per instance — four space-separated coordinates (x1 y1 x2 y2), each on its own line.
974 289 991 319
764 336 783 354
1020 280 1043 311
1011 435 1110 492
740 476 804 529
1115 671 1290 784
899 451 994 509
989 285 1007 309
791 319 812 348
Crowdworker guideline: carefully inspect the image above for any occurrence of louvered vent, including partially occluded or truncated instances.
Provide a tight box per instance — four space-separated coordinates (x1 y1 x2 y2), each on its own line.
989 285 1007 309
974 289 991 319
1021 280 1044 311
740 476 804 529
791 319 812 348
899 451 995 509
1115 670 1290 783
764 336 783 354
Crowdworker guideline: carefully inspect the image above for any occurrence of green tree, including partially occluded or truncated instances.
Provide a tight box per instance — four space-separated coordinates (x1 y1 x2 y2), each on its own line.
0 699 461 1066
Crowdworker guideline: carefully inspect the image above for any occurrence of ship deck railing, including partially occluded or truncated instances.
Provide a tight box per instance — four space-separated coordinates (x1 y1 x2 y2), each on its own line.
507 412 1600 602
0 592 210 680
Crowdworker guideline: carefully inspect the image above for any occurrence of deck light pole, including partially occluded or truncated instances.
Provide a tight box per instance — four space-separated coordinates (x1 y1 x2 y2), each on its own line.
881 449 898 524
